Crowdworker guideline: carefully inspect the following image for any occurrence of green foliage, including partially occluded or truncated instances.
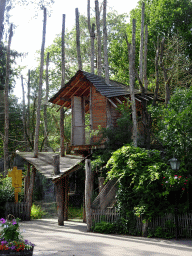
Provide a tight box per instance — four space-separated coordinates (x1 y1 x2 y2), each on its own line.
110 0 192 92
30 204 46 219
92 217 142 236
106 145 174 219
0 218 20 241
68 206 83 220
91 103 133 177
92 221 115 234
0 175 14 216
153 226 174 239
149 87 192 172
102 103 133 150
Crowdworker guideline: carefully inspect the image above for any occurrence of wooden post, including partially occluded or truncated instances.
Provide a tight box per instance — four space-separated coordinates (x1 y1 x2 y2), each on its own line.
34 8 47 158
60 14 66 157
55 178 64 226
24 163 31 202
26 166 36 214
53 154 60 175
129 19 137 147
95 0 102 76
64 175 69 221
98 176 104 209
85 159 92 231
103 0 109 84
4 24 13 176
75 8 82 70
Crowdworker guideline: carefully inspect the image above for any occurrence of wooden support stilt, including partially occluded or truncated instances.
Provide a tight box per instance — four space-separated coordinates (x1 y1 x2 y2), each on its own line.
64 175 69 221
24 163 30 202
55 178 65 226
85 159 92 231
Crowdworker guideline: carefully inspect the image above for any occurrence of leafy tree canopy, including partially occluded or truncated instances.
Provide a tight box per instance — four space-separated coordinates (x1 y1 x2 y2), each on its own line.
106 145 191 219
149 87 192 173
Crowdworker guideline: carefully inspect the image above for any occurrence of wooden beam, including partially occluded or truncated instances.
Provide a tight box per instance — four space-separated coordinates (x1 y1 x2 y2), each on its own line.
60 97 71 102
135 96 142 102
56 83 86 112
53 154 60 175
107 98 117 108
64 175 69 221
85 159 92 231
52 78 82 107
55 178 64 226
115 97 123 104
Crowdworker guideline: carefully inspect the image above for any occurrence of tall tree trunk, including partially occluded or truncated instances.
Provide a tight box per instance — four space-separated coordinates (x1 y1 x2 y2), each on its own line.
152 37 160 106
103 0 109 84
139 2 145 84
3 23 12 176
44 52 49 151
144 25 148 90
95 0 102 76
21 75 27 151
129 19 137 147
75 8 82 70
160 38 173 106
0 0 6 42
60 14 66 157
34 8 47 158
27 69 30 149
87 0 95 74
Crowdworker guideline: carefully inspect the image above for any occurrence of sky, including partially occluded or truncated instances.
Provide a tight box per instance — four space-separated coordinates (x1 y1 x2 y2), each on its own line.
7 0 139 100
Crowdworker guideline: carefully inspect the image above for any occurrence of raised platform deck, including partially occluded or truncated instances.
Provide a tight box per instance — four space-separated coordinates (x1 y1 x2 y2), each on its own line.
17 152 84 181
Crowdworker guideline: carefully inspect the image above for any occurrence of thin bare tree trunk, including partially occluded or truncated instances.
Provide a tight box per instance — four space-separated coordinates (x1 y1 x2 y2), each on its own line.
21 75 27 150
144 25 148 90
160 37 173 106
153 37 160 106
95 0 102 76
44 52 49 151
103 0 109 84
139 2 145 84
129 19 137 147
87 0 95 74
60 14 66 157
0 0 6 42
91 24 95 74
75 8 82 70
27 69 30 149
3 23 12 176
34 8 47 158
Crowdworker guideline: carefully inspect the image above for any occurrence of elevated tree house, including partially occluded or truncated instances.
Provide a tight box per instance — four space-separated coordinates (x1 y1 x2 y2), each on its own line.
49 70 154 153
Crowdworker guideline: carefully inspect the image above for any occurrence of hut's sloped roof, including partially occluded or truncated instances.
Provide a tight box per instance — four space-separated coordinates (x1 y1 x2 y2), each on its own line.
49 70 154 108
81 71 140 97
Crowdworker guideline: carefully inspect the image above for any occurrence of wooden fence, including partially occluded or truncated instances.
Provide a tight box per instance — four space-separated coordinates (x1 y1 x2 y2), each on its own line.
91 208 192 238
92 208 120 223
5 202 31 221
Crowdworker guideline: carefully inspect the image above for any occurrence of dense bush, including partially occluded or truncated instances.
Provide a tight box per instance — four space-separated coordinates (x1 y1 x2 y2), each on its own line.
0 175 14 217
106 145 191 221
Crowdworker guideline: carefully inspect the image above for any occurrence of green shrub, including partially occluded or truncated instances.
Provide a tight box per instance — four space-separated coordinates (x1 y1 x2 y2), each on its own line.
0 174 15 217
30 204 46 219
68 206 83 219
93 221 115 234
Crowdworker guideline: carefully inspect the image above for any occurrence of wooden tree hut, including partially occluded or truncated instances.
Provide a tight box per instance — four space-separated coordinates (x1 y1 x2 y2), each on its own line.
49 70 154 152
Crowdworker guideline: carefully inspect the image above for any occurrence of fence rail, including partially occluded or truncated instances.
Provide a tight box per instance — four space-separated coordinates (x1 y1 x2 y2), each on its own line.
92 208 120 223
91 208 192 238
5 202 31 221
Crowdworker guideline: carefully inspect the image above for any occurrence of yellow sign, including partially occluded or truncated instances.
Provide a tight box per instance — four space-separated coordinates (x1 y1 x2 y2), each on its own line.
8 166 22 203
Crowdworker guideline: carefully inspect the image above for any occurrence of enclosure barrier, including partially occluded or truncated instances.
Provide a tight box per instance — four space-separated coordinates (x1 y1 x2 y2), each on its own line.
5 202 31 221
91 208 192 238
